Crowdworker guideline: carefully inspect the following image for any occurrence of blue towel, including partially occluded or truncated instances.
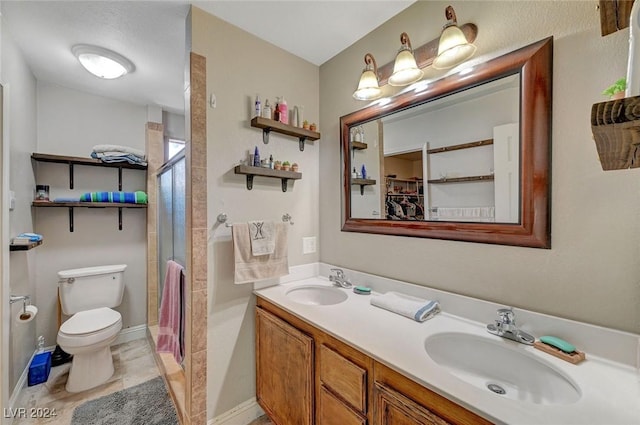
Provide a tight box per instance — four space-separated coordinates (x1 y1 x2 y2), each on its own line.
53 197 80 202
17 233 43 242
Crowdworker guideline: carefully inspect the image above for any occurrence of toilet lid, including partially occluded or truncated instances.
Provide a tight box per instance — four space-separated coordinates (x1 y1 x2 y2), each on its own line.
60 307 121 335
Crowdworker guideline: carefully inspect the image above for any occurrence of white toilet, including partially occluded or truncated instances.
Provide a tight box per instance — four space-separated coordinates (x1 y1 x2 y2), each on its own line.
56 264 127 393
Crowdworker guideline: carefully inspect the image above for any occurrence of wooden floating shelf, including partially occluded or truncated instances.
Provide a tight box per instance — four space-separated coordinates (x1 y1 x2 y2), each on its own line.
350 141 368 150
590 95 640 170
428 174 494 184
32 202 147 232
10 240 43 251
427 138 493 154
250 117 320 151
351 178 376 195
32 153 147 190
32 202 147 208
234 165 302 192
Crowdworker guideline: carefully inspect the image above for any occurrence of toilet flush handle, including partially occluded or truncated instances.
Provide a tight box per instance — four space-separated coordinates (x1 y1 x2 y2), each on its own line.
59 278 75 284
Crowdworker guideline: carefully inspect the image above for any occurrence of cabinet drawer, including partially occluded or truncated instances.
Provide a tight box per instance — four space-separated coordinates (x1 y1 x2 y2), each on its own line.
319 385 366 425
319 344 367 413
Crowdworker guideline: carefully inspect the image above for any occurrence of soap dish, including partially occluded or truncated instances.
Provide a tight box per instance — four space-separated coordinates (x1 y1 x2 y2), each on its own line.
533 341 586 364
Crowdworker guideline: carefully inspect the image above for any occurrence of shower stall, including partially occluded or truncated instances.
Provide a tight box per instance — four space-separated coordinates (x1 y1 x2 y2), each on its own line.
157 151 186 309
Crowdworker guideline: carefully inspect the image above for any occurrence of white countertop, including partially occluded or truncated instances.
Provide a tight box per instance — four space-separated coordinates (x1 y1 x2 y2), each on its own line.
255 275 640 425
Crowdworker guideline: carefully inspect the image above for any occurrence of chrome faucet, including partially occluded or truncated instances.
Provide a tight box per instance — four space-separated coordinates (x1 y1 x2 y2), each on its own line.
329 268 352 288
487 307 535 345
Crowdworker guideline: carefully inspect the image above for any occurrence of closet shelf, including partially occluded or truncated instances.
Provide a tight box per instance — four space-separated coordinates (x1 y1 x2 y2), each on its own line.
234 165 301 192
351 178 376 195
590 95 640 170
427 138 493 154
427 174 494 184
250 117 320 151
350 141 368 150
10 240 43 251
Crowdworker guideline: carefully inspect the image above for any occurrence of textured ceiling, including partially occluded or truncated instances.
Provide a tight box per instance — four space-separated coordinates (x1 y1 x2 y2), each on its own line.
1 1 414 113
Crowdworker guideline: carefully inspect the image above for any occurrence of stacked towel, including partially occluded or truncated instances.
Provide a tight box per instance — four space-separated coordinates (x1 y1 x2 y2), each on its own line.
233 222 288 284
16 233 43 242
371 292 440 322
91 144 147 166
80 191 148 204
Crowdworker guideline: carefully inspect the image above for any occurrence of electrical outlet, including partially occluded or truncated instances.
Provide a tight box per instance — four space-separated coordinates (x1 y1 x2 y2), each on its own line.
302 236 316 254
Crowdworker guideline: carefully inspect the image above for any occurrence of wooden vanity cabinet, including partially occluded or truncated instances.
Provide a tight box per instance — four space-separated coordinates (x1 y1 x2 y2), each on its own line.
256 298 492 425
256 308 314 425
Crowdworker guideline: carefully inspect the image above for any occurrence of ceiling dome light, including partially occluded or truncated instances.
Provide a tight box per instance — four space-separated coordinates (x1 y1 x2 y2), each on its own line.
72 44 135 79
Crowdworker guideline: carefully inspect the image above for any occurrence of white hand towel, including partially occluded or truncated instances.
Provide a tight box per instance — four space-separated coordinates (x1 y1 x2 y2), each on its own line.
233 222 288 284
370 292 440 322
248 221 275 256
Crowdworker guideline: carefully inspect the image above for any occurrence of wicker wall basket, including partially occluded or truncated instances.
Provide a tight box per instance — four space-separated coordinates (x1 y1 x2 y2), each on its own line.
591 95 640 170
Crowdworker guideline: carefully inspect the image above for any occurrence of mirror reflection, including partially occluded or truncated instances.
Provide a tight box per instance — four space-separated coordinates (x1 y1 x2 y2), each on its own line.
341 37 551 248
350 74 520 223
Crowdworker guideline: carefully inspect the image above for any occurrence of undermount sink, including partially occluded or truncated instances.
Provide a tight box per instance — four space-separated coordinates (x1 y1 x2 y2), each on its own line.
285 285 348 306
424 332 581 405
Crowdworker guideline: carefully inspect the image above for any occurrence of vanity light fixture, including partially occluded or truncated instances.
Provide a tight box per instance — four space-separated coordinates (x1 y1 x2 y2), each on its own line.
353 53 383 101
388 32 424 87
71 44 135 79
432 6 477 70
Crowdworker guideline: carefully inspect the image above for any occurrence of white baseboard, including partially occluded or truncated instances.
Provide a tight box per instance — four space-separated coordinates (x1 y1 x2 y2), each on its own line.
6 349 37 425
114 324 147 345
208 398 264 425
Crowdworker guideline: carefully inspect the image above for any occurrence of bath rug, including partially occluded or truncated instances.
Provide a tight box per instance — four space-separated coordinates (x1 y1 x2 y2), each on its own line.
71 376 178 425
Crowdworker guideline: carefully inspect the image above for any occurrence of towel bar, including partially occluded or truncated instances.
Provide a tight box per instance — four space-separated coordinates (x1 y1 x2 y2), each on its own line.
216 213 294 227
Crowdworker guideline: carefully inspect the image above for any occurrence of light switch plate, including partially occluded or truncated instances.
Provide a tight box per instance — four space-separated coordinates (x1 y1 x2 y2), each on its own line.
302 236 316 254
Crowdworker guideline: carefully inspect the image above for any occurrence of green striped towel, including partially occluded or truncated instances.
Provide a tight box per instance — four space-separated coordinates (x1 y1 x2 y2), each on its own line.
80 191 148 204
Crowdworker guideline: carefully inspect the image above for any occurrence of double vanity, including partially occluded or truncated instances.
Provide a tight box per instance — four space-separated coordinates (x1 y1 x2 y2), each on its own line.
254 265 640 424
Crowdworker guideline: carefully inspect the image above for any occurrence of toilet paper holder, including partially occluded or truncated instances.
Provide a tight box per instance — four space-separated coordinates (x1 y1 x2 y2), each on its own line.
10 294 31 316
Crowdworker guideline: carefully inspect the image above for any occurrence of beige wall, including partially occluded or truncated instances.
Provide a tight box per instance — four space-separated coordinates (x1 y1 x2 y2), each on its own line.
2 18 38 398
35 82 148 346
191 7 320 419
320 1 640 334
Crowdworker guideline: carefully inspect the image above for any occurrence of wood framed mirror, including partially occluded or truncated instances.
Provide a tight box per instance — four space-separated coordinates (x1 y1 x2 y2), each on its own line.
341 37 552 248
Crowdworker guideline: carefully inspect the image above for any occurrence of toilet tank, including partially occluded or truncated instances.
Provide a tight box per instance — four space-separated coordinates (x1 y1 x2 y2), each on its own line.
58 264 127 315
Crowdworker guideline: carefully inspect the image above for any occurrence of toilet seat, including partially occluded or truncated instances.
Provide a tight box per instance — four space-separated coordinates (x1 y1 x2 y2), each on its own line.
58 307 122 349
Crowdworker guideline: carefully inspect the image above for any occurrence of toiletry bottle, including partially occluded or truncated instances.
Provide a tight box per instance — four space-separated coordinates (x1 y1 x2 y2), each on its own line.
361 164 367 179
263 99 272 119
352 167 358 178
279 96 288 124
269 154 274 169
292 106 299 127
254 146 260 167
273 102 281 122
254 95 261 118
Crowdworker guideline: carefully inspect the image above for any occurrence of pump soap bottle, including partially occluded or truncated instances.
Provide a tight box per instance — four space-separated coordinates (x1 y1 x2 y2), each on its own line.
279 96 288 124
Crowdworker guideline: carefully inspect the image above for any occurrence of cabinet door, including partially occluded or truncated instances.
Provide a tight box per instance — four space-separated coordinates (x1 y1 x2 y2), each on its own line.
256 308 314 425
374 383 450 425
318 385 366 425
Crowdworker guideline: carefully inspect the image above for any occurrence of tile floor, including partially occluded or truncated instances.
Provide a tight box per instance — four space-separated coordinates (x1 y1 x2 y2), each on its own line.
248 415 273 425
13 338 162 425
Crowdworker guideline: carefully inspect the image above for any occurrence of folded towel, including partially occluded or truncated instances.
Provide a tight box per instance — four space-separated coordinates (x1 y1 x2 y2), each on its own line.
80 191 148 204
91 151 148 166
156 260 185 365
233 222 288 284
370 292 440 322
53 197 80 202
92 144 146 159
17 232 43 242
248 220 275 256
